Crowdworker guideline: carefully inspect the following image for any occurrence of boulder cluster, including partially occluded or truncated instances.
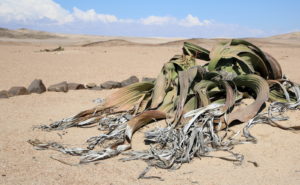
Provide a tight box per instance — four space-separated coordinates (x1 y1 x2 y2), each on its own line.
0 76 155 99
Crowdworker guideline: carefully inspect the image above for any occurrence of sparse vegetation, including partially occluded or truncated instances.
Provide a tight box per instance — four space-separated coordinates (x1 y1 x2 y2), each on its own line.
30 39 300 178
40 46 64 52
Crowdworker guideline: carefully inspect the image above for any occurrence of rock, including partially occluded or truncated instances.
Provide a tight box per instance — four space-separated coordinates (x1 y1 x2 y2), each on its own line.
8 86 29 96
0 90 9 99
28 79 46 94
89 86 102 91
100 81 122 89
120 76 139 87
93 98 105 104
48 81 68 92
142 77 156 82
68 83 85 90
86 83 97 88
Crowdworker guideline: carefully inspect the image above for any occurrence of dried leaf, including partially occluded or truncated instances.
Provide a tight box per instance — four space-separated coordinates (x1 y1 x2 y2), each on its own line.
125 110 166 141
173 70 190 126
151 72 167 108
105 82 154 109
228 74 269 123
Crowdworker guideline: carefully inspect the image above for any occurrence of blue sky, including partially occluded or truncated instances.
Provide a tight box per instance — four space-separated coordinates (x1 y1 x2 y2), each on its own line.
0 0 299 38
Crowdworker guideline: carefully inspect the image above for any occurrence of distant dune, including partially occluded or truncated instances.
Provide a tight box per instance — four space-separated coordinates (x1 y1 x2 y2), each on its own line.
82 39 145 47
0 27 63 39
0 27 300 47
0 28 182 45
267 32 300 40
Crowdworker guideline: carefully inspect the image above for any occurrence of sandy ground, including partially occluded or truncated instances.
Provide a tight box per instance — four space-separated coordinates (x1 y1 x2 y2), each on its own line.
0 30 300 185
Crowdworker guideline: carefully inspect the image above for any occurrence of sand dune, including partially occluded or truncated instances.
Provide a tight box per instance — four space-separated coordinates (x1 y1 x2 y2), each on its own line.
0 28 183 46
82 39 147 47
0 28 300 185
1 27 300 47
0 28 63 39
268 32 300 40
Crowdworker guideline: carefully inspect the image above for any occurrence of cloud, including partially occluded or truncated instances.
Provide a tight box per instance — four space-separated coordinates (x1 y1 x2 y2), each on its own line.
72 7 118 23
0 0 210 26
140 16 174 25
0 0 73 24
0 0 210 27
179 14 211 27
0 0 268 38
0 0 119 24
140 15 211 27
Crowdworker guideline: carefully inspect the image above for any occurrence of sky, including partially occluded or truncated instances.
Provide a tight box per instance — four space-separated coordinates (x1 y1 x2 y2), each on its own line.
0 0 299 38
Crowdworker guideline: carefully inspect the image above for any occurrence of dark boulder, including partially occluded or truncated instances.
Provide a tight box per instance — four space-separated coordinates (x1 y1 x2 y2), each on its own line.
8 86 29 96
121 76 139 87
28 79 46 94
68 83 85 90
0 90 9 99
142 77 156 82
100 81 122 89
48 81 68 92
89 86 102 91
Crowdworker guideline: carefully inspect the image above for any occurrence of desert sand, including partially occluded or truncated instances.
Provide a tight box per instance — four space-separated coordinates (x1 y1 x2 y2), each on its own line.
0 28 300 185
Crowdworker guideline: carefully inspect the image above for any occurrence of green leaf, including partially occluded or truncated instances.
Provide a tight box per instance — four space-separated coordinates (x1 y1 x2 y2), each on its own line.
268 80 298 103
208 41 269 77
231 39 282 79
158 86 177 113
183 42 210 61
194 80 219 107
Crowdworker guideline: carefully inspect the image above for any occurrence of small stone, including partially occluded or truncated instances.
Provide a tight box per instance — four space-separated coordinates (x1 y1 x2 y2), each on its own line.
67 83 85 90
93 98 105 104
28 79 46 94
142 77 156 82
47 81 68 92
0 90 9 99
100 81 122 89
120 76 139 87
8 86 29 96
89 86 102 91
86 83 97 88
